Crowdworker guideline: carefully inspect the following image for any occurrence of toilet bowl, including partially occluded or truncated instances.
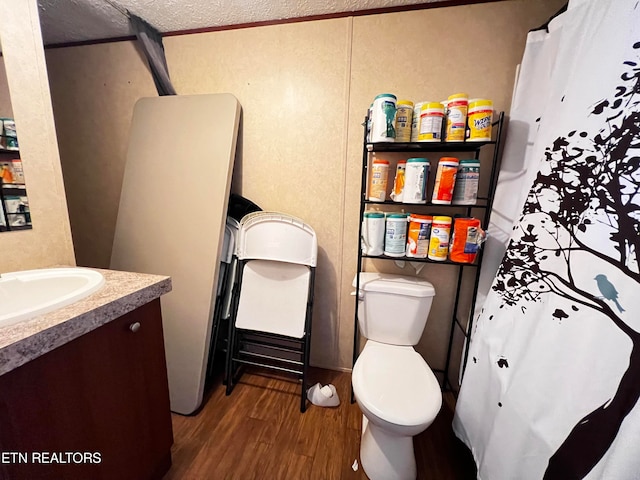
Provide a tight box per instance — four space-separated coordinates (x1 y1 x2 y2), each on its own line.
353 342 442 480
352 272 442 480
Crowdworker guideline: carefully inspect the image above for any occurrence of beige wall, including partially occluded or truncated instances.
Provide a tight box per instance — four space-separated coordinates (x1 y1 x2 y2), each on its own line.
46 0 565 370
0 59 14 118
0 0 75 272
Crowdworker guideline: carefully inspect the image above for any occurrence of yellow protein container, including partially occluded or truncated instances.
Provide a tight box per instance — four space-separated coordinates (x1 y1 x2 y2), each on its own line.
468 99 493 141
428 216 452 261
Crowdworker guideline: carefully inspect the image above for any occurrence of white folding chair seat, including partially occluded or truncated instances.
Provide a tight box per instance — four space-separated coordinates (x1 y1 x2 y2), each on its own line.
235 260 310 338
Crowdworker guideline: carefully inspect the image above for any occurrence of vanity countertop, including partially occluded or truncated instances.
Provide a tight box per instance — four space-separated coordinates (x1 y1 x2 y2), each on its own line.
0 267 171 376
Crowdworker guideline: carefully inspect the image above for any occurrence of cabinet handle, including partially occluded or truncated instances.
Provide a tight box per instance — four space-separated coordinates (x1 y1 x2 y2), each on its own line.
129 322 141 333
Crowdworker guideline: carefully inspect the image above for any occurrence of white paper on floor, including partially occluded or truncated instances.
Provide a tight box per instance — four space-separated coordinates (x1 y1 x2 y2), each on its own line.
306 383 340 407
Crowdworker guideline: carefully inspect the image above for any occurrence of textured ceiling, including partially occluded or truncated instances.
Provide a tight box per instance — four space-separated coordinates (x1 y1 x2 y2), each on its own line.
37 0 452 45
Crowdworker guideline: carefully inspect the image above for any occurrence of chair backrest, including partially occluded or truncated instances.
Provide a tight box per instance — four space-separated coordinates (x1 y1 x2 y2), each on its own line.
236 212 317 267
235 259 311 338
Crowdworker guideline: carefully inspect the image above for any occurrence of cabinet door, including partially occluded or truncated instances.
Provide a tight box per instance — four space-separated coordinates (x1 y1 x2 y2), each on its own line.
0 299 173 480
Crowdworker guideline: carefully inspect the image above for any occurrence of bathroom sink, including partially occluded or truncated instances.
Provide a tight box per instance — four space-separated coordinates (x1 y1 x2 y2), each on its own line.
0 268 105 328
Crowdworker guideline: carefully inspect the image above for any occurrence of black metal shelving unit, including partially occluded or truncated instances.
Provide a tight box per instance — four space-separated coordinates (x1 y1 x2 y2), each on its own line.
352 112 505 398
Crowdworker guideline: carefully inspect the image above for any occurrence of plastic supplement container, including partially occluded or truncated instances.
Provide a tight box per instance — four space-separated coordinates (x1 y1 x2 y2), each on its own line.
361 211 386 256
410 102 426 142
432 157 459 204
418 103 445 142
368 159 390 201
452 159 480 205
445 93 468 142
390 160 406 202
428 216 452 261
449 217 482 263
370 93 397 143
384 213 409 257
402 158 429 204
468 99 493 141
394 100 414 142
406 214 432 258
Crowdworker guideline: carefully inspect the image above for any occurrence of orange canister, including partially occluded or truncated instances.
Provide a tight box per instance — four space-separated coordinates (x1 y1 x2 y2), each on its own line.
406 214 432 258
368 158 389 201
432 157 459 204
390 160 406 202
449 218 482 263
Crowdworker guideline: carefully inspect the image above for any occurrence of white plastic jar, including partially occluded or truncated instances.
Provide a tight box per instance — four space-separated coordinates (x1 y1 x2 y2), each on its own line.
370 93 397 143
384 213 409 257
402 158 429 204
418 102 445 142
362 211 386 256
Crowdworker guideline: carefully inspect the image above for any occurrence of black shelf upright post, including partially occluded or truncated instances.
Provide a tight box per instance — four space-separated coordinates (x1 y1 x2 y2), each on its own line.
351 116 371 403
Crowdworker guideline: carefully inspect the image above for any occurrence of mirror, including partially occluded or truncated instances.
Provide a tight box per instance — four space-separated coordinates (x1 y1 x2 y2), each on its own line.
0 39 32 232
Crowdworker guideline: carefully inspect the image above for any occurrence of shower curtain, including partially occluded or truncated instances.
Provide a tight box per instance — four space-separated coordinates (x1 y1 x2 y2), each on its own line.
453 1 640 479
474 12 563 310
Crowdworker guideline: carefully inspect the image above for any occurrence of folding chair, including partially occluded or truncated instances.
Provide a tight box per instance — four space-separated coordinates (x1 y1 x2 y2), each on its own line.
207 217 240 382
208 195 262 384
225 211 317 412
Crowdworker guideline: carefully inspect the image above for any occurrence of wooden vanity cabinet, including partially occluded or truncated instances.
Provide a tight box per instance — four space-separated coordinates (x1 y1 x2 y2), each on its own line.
0 299 173 480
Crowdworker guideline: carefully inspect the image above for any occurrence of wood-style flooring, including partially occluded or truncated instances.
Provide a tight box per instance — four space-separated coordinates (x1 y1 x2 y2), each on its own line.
163 367 476 479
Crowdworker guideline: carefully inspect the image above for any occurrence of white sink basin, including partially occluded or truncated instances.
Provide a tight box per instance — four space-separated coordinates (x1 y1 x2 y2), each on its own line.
0 268 105 328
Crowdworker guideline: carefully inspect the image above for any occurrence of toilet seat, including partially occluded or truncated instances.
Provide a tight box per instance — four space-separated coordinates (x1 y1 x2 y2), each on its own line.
353 341 441 427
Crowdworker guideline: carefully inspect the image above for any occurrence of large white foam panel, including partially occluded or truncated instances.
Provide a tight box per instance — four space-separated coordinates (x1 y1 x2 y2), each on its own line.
111 94 240 414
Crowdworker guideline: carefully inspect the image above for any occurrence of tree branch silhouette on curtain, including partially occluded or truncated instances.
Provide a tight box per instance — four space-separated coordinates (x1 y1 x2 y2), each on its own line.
493 41 640 479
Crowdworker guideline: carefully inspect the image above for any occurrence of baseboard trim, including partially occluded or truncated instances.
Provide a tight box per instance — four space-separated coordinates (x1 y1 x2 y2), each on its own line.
310 363 352 373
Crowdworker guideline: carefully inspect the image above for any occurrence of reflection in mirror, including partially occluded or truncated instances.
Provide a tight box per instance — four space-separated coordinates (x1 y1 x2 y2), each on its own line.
0 39 32 232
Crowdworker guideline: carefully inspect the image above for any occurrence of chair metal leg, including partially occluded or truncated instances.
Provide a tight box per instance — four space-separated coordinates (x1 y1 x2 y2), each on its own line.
225 260 245 394
300 271 314 413
225 323 236 396
301 335 309 413
222 318 233 385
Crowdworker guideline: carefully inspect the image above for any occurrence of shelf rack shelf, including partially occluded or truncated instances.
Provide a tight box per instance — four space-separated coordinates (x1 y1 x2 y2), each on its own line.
352 112 505 399
0 140 29 231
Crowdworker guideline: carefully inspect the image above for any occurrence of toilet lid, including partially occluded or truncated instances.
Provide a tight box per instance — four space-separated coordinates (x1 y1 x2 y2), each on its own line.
353 342 442 427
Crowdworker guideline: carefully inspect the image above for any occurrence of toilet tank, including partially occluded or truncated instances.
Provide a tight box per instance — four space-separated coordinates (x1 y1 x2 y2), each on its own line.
353 272 436 346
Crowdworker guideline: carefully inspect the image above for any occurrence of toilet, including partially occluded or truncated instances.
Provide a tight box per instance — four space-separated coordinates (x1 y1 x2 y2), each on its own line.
352 272 442 480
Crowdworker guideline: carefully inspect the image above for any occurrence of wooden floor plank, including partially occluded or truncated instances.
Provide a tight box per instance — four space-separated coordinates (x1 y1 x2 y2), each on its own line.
164 367 476 480
208 417 268 478
285 453 314 479
309 422 344 480
341 425 368 480
229 441 271 480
